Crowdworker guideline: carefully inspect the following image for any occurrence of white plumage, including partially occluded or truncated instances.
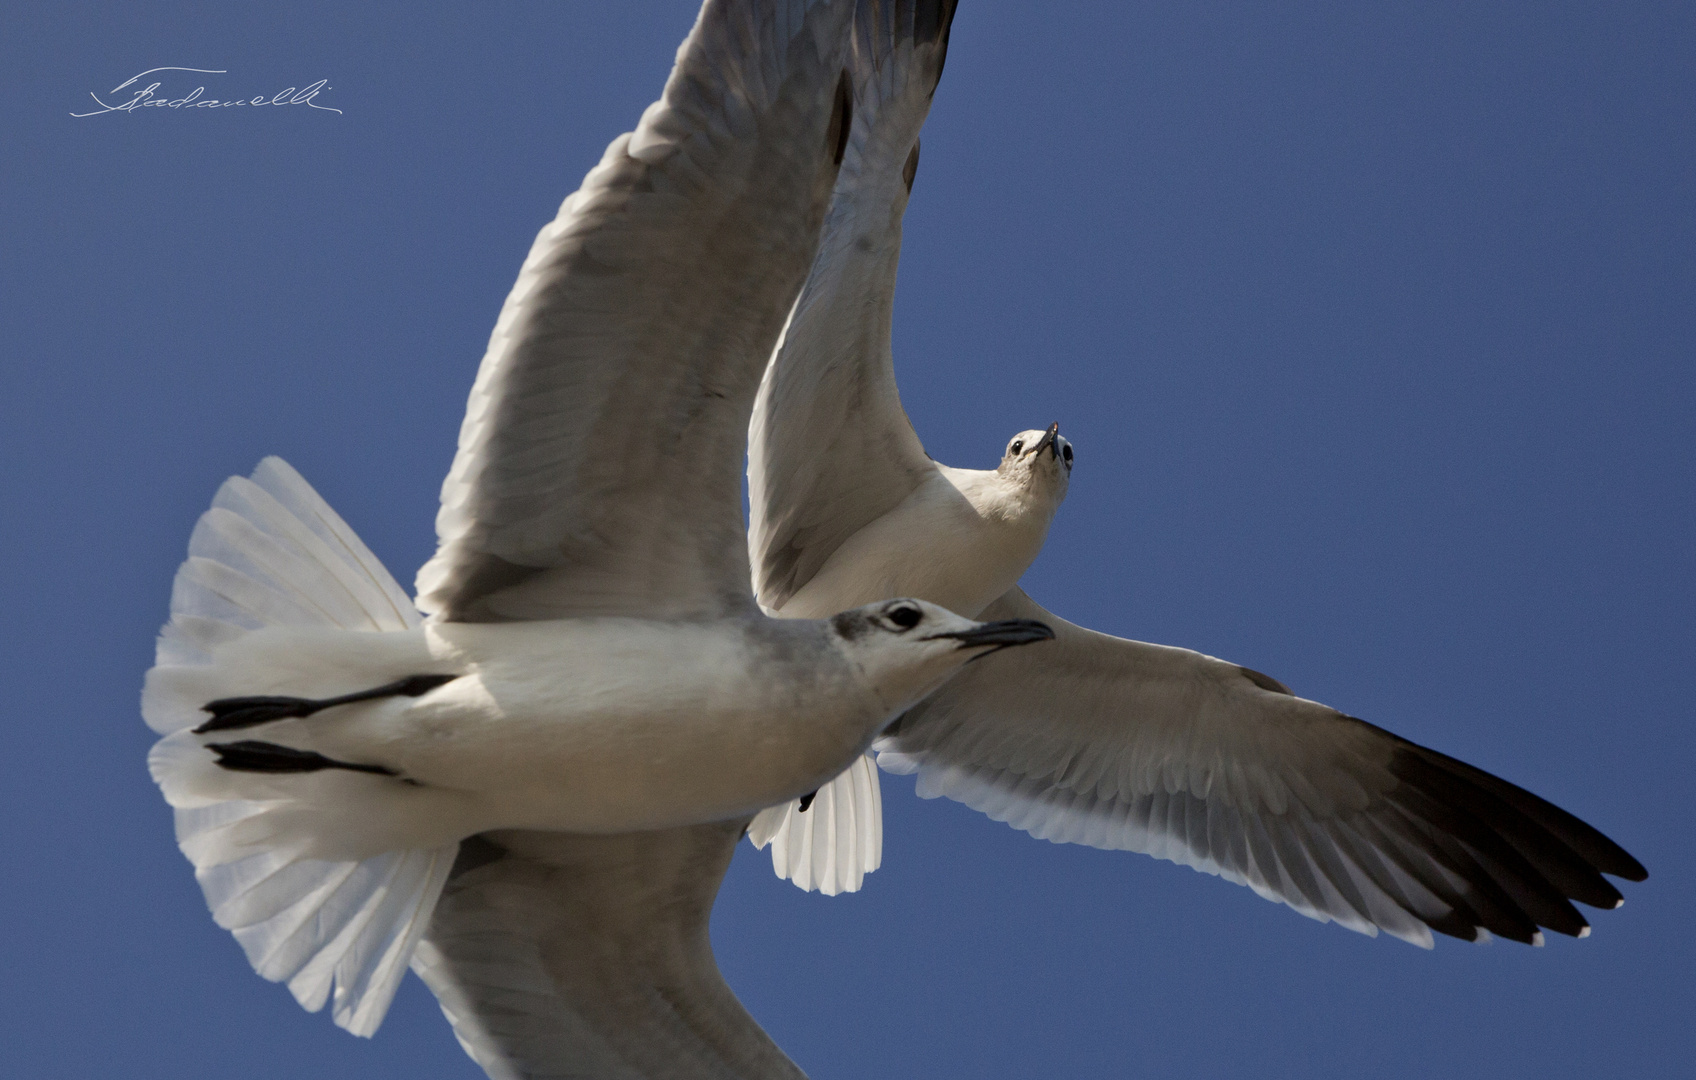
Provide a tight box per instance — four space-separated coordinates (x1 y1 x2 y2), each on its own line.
144 459 458 1035
135 1 1646 1076
141 4 1051 1075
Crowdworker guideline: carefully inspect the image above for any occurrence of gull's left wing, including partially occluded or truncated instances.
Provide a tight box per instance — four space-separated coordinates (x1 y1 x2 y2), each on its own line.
402 4 853 1074
416 0 856 624
877 587 1646 947
413 823 809 1080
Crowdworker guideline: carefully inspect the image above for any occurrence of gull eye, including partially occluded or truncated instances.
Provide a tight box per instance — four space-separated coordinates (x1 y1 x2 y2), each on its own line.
1062 443 1073 464
1009 440 1024 456
887 604 922 631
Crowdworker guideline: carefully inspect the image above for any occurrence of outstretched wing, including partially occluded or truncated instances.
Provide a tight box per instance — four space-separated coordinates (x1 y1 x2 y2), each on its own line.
412 823 809 1080
417 0 856 623
877 587 1647 947
748 0 958 613
744 0 957 895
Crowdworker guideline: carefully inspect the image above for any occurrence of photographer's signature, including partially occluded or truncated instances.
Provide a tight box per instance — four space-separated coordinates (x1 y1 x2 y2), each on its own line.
72 67 342 116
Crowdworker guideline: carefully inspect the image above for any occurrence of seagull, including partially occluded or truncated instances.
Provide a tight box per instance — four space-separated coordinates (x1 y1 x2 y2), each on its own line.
141 4 1049 1075
742 0 1647 946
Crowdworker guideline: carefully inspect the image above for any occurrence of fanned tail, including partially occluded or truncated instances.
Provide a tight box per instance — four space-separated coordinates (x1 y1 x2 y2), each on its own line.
748 753 882 895
142 457 456 1036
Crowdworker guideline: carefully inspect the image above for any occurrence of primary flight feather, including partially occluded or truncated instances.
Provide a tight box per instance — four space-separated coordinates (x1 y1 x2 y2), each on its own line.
743 0 1645 950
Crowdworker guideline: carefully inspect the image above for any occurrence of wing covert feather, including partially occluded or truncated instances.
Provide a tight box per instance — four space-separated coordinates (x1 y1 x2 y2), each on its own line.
418 0 855 623
413 825 808 1080
876 587 1647 946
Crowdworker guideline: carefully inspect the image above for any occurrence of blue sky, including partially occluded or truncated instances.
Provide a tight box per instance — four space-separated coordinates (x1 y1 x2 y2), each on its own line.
4 2 1691 1077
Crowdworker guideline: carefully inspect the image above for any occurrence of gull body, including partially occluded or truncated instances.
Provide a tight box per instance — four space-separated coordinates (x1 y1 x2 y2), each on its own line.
744 0 1645 961
139 6 1045 1077
778 443 1068 619
149 603 1021 861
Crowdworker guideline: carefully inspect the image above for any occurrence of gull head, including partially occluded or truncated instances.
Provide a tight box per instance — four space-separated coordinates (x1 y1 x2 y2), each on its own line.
830 598 1054 719
997 422 1073 502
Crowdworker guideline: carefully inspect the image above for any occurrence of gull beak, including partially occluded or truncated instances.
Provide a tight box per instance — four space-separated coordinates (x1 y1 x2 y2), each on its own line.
1029 422 1059 459
925 618 1055 658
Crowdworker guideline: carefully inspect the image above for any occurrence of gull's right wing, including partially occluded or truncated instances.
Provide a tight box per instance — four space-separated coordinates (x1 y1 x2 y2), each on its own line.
413 823 809 1080
744 0 958 897
877 587 1647 946
416 0 856 624
748 0 959 613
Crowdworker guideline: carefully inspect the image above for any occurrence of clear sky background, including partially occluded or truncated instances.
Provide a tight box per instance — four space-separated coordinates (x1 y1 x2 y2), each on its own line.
4 2 1691 1077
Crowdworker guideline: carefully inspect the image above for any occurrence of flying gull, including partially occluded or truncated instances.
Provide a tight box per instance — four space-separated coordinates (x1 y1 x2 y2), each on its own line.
141 5 1047 1078
743 0 1647 952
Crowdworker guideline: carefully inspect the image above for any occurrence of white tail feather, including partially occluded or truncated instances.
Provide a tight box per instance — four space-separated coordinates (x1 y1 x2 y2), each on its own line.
143 458 455 1036
748 752 882 895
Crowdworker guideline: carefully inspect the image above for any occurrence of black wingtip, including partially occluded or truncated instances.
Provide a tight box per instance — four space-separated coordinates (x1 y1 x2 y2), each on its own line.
1393 738 1649 886
912 0 961 70
1604 842 1649 883
858 0 961 93
1237 666 1293 696
917 0 960 89
918 1 959 45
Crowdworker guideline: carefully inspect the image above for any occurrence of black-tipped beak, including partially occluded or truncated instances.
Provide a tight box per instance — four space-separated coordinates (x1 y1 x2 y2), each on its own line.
925 618 1055 656
1030 422 1059 459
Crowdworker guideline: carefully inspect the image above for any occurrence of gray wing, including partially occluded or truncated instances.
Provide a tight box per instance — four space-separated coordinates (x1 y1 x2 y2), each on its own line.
742 0 956 894
411 823 808 1080
747 0 957 611
877 587 1648 947
416 0 855 623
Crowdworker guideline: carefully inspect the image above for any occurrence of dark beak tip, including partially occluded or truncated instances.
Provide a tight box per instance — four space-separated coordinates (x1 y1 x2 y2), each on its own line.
1031 424 1059 459
936 618 1055 651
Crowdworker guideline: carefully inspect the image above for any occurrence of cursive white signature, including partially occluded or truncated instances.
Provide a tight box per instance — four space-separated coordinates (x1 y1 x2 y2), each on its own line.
71 67 342 116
